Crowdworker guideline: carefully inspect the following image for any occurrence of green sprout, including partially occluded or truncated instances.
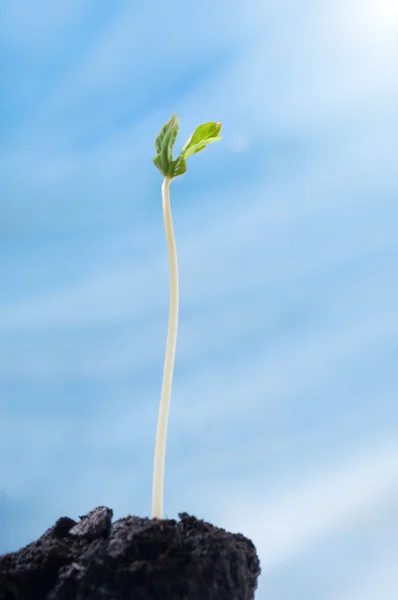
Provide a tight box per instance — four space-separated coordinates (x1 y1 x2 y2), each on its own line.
151 113 222 519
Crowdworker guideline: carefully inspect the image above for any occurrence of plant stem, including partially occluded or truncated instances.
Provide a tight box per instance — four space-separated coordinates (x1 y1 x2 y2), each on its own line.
152 176 179 519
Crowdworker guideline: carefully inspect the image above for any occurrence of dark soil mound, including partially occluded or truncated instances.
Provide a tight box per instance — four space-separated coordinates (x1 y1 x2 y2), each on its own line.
0 506 261 599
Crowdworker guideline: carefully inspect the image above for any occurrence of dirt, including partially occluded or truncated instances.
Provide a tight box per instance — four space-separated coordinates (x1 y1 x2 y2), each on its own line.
0 506 261 599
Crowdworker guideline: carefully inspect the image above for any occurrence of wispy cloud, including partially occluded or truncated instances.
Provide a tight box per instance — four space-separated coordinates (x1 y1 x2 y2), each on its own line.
326 545 398 600
2 0 84 48
221 439 398 571
1 125 396 330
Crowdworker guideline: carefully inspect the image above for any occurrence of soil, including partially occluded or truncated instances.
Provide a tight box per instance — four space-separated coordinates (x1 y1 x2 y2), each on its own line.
0 506 261 599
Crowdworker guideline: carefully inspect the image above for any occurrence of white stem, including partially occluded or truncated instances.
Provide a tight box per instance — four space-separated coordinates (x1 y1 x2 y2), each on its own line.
152 176 179 519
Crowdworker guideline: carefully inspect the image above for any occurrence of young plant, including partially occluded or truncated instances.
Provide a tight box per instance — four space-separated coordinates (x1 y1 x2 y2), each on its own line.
151 113 222 519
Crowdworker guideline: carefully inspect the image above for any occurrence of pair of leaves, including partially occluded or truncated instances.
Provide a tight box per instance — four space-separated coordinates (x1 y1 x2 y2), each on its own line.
153 113 222 178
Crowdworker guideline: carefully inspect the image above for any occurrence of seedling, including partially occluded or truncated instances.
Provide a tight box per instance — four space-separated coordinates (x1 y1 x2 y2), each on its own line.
151 113 222 519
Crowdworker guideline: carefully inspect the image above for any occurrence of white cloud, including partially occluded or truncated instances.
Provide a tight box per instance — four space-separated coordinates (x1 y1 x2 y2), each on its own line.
1 119 395 332
326 546 398 600
2 1 248 157
177 0 397 149
221 439 398 571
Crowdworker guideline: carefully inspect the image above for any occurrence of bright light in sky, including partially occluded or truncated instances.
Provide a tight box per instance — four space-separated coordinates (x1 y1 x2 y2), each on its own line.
346 0 398 36
377 0 398 20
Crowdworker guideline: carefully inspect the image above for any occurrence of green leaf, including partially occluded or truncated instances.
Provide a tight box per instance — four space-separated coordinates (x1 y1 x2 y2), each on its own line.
153 115 222 178
153 114 179 175
153 149 186 179
153 153 166 176
154 113 178 153
181 122 222 158
170 156 187 178
181 136 222 159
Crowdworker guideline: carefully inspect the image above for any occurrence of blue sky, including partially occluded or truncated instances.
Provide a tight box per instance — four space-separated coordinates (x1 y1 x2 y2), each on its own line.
1 0 397 598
